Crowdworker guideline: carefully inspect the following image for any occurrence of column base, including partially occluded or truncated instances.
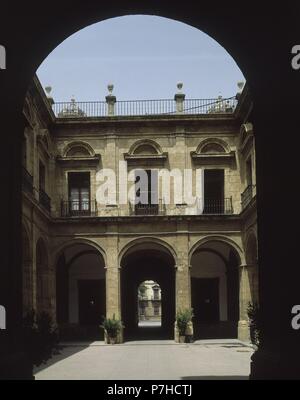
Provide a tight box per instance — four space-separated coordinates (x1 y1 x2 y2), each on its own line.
238 320 250 342
250 347 300 380
174 321 194 343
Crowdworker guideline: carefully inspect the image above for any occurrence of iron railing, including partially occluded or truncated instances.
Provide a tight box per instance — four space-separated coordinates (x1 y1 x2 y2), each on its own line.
61 200 98 217
241 185 256 210
203 198 233 215
130 202 166 216
22 167 33 194
39 189 51 213
52 97 237 118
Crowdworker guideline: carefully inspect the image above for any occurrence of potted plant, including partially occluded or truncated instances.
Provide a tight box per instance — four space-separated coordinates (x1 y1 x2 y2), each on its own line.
101 314 123 344
247 302 260 348
176 308 193 343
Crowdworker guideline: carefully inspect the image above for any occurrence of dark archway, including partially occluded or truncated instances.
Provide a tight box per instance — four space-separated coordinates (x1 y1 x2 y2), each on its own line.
190 240 240 340
56 242 106 340
121 244 175 340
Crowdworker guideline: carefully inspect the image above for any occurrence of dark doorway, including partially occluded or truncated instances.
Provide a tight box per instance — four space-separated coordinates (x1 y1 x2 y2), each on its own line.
191 278 220 323
78 280 105 326
135 169 159 215
204 169 224 214
121 248 175 340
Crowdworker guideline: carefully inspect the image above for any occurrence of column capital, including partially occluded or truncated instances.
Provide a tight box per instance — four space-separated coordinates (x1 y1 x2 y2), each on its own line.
105 265 121 271
175 264 192 271
239 263 255 269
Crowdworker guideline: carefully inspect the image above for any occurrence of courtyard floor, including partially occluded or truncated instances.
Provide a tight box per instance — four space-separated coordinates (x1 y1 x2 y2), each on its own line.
34 339 254 380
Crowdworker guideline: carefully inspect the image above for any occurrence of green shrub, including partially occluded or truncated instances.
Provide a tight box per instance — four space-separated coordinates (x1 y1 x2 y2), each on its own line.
22 310 60 367
101 314 123 339
176 308 193 336
247 302 260 347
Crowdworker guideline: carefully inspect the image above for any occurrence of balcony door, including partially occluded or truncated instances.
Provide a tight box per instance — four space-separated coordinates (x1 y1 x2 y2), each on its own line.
68 172 91 216
135 169 159 215
204 169 224 214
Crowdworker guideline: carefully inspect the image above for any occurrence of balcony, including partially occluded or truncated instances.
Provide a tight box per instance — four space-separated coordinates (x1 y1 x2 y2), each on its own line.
22 167 33 194
203 198 233 215
130 202 166 216
39 189 51 213
52 96 238 118
61 200 98 217
241 185 256 210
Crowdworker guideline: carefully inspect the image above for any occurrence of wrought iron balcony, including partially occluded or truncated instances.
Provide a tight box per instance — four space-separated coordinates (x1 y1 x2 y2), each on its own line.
39 189 51 213
241 185 256 210
61 200 98 217
131 202 166 216
22 167 33 194
203 198 233 215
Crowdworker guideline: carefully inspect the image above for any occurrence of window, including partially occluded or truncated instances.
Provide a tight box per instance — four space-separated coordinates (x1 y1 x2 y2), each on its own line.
204 169 225 214
68 172 90 215
153 286 160 300
246 157 253 186
135 169 159 215
39 161 46 192
154 304 160 316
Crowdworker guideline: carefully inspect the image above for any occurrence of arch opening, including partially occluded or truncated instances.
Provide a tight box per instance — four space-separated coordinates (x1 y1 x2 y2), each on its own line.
121 243 175 341
190 240 240 339
56 243 106 340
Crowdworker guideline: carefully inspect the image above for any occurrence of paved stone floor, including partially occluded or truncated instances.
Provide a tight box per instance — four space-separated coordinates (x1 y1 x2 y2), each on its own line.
34 340 254 380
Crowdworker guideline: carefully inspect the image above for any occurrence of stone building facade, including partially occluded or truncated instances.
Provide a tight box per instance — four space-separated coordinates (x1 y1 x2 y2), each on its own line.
21 76 258 342
138 281 162 323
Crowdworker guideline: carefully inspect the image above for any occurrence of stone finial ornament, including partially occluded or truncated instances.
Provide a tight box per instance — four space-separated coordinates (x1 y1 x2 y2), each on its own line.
45 86 52 96
45 86 54 105
177 82 183 92
107 83 114 95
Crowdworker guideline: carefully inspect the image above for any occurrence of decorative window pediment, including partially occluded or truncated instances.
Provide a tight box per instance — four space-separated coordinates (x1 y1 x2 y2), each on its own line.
57 141 100 167
191 138 235 166
124 139 168 165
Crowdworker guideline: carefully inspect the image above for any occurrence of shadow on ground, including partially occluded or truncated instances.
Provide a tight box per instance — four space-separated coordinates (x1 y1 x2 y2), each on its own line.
34 343 92 374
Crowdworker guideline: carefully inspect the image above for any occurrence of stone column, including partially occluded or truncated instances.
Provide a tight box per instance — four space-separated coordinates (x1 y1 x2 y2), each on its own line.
105 265 121 320
175 263 192 342
174 82 185 114
105 84 116 116
105 234 123 343
238 263 253 342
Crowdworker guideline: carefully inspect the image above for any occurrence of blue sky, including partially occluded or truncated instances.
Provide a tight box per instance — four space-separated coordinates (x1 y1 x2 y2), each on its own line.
37 15 245 102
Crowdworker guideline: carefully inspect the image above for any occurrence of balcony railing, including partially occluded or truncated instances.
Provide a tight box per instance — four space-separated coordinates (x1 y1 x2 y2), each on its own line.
39 189 51 213
241 185 256 210
22 167 33 194
52 97 237 118
203 198 233 215
61 200 98 217
130 202 166 216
